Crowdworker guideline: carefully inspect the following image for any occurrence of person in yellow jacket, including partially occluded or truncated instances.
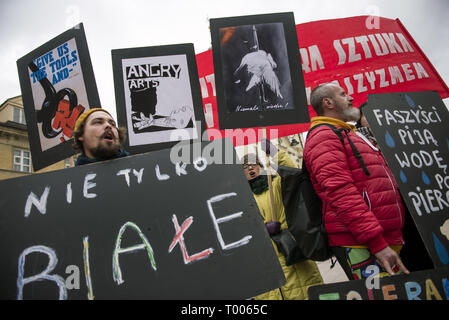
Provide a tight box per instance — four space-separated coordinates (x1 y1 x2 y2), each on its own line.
242 139 323 300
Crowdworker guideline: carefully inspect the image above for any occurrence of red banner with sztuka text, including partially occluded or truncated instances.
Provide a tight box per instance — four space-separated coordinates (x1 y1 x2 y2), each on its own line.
196 16 449 146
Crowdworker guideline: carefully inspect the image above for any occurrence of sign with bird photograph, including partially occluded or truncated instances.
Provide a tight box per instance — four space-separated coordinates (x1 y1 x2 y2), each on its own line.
17 23 100 171
112 44 207 155
210 12 309 129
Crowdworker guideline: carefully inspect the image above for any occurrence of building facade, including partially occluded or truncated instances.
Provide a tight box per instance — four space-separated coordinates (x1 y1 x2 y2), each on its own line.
0 96 75 180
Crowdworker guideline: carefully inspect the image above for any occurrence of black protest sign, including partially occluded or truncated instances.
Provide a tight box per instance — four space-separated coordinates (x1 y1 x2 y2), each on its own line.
0 139 285 299
17 23 100 171
364 91 449 268
210 12 309 129
112 44 207 155
308 267 449 300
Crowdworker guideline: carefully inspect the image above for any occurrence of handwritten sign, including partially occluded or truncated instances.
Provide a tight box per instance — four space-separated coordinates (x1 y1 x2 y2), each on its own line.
308 267 449 300
364 91 449 268
0 139 285 299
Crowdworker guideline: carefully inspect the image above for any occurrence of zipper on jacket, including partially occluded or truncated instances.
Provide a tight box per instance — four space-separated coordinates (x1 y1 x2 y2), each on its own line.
362 188 372 211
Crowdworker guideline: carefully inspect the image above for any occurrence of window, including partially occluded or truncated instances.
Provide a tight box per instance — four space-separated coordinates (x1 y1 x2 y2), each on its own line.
13 107 26 125
13 149 31 173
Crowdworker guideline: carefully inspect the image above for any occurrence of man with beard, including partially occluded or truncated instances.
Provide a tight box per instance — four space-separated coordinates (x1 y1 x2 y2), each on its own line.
72 108 129 166
303 83 410 280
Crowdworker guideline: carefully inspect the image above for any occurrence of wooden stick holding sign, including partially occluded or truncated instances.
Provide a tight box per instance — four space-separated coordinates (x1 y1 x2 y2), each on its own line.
262 127 277 222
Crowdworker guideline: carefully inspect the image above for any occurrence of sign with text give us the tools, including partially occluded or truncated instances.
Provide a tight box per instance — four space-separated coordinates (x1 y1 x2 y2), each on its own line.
0 139 285 299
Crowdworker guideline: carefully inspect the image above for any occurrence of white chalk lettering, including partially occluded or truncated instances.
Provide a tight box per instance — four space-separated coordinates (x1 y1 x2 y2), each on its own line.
83 173 97 199
207 192 252 250
24 186 51 217
117 169 131 187
155 164 170 181
17 245 67 300
112 221 157 285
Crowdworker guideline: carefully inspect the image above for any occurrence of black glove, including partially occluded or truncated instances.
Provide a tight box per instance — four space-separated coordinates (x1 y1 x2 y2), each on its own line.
260 138 278 157
265 221 281 235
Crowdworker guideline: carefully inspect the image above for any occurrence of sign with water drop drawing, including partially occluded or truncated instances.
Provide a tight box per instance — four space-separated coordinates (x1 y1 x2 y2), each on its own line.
364 91 449 268
209 12 309 129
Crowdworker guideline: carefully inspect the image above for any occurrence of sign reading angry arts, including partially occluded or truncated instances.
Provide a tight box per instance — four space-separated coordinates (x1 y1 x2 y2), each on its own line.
364 91 449 268
112 44 206 155
17 23 101 171
0 139 285 299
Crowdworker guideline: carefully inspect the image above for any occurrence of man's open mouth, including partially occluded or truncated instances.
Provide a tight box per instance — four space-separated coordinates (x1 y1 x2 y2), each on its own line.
103 131 114 142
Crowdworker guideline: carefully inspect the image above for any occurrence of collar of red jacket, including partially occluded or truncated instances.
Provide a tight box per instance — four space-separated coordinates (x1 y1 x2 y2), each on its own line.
310 116 357 132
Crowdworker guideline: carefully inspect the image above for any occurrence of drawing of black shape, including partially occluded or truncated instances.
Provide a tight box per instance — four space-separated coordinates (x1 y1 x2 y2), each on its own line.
28 61 80 139
130 84 157 118
129 80 159 134
221 23 294 113
129 77 194 134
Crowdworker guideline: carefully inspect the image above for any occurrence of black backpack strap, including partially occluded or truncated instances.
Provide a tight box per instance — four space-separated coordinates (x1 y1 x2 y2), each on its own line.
306 123 370 176
344 132 370 176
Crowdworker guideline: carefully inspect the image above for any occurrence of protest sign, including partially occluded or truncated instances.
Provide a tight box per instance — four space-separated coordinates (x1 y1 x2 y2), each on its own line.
197 16 449 146
17 23 100 170
0 139 285 299
364 91 449 268
209 12 309 130
308 267 449 300
112 44 206 155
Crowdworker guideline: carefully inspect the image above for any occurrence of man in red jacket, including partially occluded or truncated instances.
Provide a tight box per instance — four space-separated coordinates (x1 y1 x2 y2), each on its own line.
303 83 410 280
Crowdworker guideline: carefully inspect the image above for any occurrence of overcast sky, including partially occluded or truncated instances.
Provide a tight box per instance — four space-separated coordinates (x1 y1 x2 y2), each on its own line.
1 0 448 118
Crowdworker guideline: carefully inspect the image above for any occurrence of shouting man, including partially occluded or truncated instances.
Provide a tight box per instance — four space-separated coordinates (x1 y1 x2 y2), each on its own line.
72 108 129 166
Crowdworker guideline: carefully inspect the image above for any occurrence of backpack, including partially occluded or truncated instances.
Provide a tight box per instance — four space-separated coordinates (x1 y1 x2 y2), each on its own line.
271 123 370 265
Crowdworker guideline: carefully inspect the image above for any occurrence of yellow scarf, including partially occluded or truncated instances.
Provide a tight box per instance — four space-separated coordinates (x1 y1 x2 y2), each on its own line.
310 116 357 132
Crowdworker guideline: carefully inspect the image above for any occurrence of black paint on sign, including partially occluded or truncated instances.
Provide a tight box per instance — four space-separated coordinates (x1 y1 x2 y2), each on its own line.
0 139 285 299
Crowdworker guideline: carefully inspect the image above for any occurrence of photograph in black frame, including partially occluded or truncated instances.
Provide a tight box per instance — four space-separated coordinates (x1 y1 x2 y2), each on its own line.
112 44 206 155
210 12 309 130
16 23 101 171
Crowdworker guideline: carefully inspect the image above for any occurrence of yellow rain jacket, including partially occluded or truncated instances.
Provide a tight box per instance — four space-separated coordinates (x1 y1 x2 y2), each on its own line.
253 151 323 300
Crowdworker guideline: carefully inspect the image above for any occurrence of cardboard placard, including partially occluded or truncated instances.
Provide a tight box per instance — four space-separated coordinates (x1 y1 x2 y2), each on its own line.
364 91 449 268
308 267 449 300
0 139 285 299
112 44 206 155
16 23 100 171
209 12 309 130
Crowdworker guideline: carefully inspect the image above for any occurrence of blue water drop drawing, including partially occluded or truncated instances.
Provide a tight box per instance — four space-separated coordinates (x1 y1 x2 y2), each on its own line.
400 170 407 183
447 138 449 151
385 131 395 148
432 233 449 265
405 94 415 108
421 171 430 185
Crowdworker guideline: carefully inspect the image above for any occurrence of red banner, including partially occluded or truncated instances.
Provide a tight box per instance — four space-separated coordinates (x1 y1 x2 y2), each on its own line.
196 16 449 146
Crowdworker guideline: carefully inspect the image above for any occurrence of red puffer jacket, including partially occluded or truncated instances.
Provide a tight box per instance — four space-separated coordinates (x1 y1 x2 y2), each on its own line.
303 119 405 254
